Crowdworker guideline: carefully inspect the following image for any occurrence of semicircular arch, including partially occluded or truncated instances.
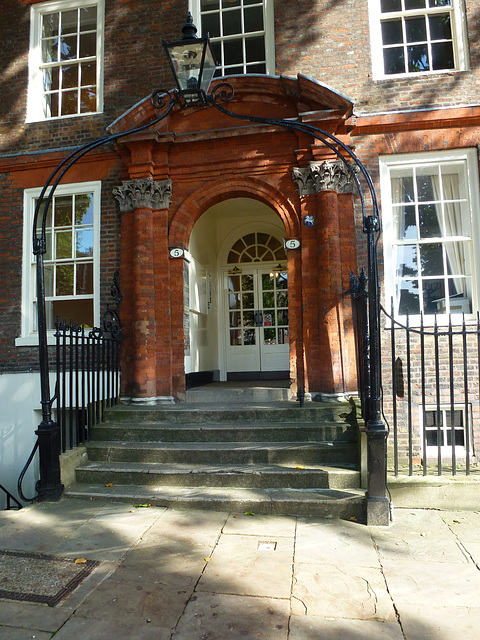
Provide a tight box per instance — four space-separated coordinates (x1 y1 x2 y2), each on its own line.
168 176 299 248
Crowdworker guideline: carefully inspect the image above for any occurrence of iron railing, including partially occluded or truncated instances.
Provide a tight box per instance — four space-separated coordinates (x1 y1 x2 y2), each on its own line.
54 320 121 452
53 272 122 451
381 302 479 477
0 484 22 510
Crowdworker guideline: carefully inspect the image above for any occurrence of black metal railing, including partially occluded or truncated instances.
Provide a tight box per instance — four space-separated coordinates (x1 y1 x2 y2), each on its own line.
54 319 121 452
0 483 22 510
53 272 122 452
381 302 479 477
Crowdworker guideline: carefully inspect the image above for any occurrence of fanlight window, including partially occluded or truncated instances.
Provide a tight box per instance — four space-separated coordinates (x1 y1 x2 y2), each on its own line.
227 232 286 264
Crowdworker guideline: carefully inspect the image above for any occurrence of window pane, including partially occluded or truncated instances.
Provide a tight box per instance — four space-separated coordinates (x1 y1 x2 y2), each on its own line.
419 204 441 238
264 328 276 344
222 0 240 6
55 196 73 226
242 293 254 309
76 229 93 257
45 93 59 118
406 17 427 43
381 0 402 11
60 35 78 61
42 38 58 63
81 61 96 86
396 245 418 277
244 6 264 33
243 329 255 345
407 44 429 71
432 41 454 70
56 264 75 295
62 65 78 89
423 278 444 313
81 88 96 112
429 14 452 40
398 280 420 314
223 9 241 36
75 194 94 224
382 20 403 45
43 67 59 92
246 36 265 62
44 265 54 297
202 12 221 38
429 0 451 6
56 230 72 259
61 90 79 115
394 205 417 239
384 47 405 74
79 32 96 58
420 243 443 276
245 62 266 73
242 274 254 291
79 6 97 30
42 13 59 38
76 263 93 295
243 311 254 326
405 0 426 8
224 38 243 65
52 299 93 327
202 0 219 9
61 10 78 35
416 174 435 201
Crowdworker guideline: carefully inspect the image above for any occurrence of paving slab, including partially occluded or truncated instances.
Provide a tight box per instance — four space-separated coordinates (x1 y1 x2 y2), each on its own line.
197 533 294 598
53 616 172 640
223 512 297 537
295 517 379 567
0 627 52 640
289 616 405 639
373 531 468 563
50 502 164 561
171 592 289 640
292 563 397 621
382 560 480 608
440 511 480 542
399 605 480 640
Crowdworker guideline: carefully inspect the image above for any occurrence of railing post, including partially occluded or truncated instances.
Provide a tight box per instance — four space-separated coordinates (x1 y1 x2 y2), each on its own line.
365 215 390 526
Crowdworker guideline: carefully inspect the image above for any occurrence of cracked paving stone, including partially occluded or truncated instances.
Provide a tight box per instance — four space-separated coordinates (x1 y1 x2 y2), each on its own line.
292 564 396 621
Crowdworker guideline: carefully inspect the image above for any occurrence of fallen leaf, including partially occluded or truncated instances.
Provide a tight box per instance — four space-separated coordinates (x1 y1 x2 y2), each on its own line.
233 515 238 518
348 516 358 522
295 465 306 470
75 558 87 564
453 519 461 524
133 503 151 508
105 482 114 487
244 511 255 516
204 557 211 562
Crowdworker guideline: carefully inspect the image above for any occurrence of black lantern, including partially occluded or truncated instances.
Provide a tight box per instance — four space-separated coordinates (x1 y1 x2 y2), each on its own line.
163 12 217 105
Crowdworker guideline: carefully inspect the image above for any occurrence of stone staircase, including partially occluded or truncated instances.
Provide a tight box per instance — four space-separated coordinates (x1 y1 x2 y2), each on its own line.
66 384 365 520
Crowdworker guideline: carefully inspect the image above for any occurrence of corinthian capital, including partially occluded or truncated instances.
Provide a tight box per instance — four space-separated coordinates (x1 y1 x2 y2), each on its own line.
113 177 172 212
293 161 357 196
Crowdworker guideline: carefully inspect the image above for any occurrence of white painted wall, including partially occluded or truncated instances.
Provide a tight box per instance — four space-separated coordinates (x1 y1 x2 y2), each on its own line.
0 372 43 509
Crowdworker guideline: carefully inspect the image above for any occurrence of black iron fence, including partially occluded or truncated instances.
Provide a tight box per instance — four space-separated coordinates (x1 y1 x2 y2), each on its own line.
352 271 479 477
381 301 479 477
54 319 121 452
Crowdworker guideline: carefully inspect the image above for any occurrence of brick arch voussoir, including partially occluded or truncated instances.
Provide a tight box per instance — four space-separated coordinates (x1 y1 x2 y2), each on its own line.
169 177 299 248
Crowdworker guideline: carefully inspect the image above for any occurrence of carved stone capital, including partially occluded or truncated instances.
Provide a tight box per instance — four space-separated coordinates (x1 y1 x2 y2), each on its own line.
113 177 172 212
293 161 357 196
292 167 316 197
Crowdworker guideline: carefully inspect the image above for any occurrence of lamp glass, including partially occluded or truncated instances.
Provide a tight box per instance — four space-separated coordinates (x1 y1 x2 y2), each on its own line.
165 39 217 96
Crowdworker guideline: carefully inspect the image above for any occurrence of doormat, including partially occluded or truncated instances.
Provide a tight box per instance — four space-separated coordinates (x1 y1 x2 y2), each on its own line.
0 550 99 607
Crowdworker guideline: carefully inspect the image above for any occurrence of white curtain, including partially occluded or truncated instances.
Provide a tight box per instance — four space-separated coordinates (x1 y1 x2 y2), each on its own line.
432 173 472 308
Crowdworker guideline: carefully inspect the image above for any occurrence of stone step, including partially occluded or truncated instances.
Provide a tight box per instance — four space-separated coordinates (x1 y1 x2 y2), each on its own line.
75 461 361 490
186 384 291 403
89 422 356 444
65 483 366 520
106 403 353 425
86 440 358 466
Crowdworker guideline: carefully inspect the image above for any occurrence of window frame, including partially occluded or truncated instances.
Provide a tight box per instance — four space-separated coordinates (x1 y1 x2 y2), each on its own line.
18 181 101 345
368 0 469 80
27 0 105 123
380 148 480 324
420 404 472 458
189 0 275 77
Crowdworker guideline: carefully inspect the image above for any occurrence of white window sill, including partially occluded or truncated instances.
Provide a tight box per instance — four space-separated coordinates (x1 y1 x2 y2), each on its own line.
25 110 103 125
15 335 56 347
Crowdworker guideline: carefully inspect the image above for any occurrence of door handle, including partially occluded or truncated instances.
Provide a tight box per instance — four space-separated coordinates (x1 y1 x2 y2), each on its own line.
254 310 263 327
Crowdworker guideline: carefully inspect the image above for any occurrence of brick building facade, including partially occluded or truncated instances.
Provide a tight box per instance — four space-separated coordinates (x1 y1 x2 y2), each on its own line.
1 0 480 494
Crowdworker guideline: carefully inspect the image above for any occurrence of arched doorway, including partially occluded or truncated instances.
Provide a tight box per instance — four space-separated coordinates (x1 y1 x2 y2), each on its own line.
186 197 289 383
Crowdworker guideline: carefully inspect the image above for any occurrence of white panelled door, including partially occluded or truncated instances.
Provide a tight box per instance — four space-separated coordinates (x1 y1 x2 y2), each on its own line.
225 267 289 375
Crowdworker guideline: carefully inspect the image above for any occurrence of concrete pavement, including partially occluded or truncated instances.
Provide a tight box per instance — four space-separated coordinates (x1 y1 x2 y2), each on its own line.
0 498 479 639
